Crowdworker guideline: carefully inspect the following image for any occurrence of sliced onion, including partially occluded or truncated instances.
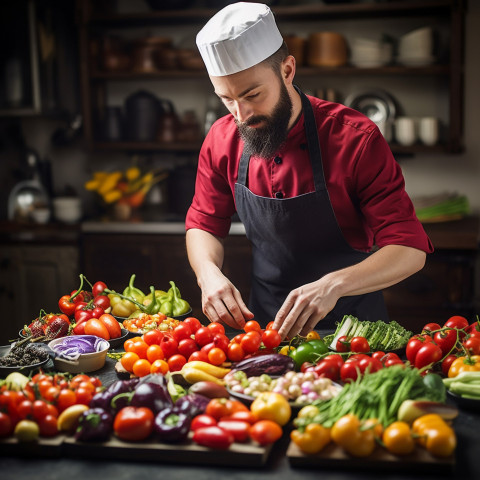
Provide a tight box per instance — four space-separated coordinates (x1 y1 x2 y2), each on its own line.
51 335 106 360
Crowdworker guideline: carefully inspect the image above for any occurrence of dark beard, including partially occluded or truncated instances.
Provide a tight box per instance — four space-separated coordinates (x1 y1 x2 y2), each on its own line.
235 81 293 159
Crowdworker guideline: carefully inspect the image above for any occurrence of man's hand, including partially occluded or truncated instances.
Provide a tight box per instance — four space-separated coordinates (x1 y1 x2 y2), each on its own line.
200 269 254 330
272 279 338 340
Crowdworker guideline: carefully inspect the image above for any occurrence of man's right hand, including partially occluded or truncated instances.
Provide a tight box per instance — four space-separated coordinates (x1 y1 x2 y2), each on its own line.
200 269 254 330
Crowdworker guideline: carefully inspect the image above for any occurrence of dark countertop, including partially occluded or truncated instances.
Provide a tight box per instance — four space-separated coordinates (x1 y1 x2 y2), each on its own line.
0 354 479 480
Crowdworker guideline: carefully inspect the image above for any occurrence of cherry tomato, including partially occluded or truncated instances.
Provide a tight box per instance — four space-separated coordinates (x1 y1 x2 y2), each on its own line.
92 281 108 298
177 338 199 359
433 328 457 356
244 320 262 333
241 331 262 354
213 333 229 353
92 306 106 319
32 400 50 422
0 412 13 437
56 389 77 412
93 294 110 310
132 359 152 377
261 329 282 349
146 344 164 363
38 414 58 437
207 322 226 336
441 354 457 376
195 327 214 347
208 347 227 366
323 354 344 370
313 359 340 381
121 352 140 373
422 322 442 333
372 351 386 362
191 414 217 431
183 317 202 333
444 315 469 330
172 323 193 342
227 342 245 362
340 359 360 382
58 295 76 316
463 336 480 355
167 354 187 372
249 420 283 445
217 419 250 443
143 329 164 346
160 335 178 359
114 406 154 442
192 425 234 449
188 350 209 362
414 342 443 369
336 335 350 352
150 359 169 375
406 335 433 364
350 336 370 353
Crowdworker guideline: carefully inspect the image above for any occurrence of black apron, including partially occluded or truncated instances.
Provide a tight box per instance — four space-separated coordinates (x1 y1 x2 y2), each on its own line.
234 87 388 329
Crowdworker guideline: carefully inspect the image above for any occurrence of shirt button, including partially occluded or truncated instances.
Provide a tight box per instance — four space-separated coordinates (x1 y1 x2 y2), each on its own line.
274 156 282 164
300 143 307 150
275 191 284 199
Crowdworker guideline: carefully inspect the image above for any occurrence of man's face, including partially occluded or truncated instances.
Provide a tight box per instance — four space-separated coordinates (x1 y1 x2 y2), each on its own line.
211 64 293 159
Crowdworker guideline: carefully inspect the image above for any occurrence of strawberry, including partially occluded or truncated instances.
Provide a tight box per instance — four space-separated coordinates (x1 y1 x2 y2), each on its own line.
27 319 45 338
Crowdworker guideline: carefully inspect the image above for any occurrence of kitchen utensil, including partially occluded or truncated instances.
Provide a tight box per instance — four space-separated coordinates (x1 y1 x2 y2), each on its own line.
101 106 124 141
284 35 306 66
418 117 439 146
53 197 82 223
8 180 49 221
307 32 348 67
344 90 397 127
131 36 172 73
395 117 417 146
125 90 161 142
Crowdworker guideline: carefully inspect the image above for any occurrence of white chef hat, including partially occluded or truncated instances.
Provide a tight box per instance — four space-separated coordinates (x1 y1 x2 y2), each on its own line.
196 2 283 77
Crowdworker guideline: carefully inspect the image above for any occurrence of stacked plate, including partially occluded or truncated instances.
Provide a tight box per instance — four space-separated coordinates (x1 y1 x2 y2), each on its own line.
350 37 393 67
397 26 435 66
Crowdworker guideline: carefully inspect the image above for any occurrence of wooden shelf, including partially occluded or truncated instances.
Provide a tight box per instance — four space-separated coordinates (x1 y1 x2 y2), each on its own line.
93 141 203 153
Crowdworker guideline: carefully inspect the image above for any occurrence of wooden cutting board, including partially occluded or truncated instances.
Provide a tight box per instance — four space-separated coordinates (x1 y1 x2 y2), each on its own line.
62 434 272 467
287 441 455 473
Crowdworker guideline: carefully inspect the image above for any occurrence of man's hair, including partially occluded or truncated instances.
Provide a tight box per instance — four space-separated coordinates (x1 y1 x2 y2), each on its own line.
260 41 289 78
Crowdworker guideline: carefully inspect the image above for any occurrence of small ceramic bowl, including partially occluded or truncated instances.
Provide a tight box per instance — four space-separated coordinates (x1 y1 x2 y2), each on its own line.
48 336 109 373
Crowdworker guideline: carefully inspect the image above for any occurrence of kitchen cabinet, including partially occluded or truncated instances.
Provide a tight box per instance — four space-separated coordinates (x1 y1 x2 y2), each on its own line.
76 0 466 155
81 232 252 319
0 244 80 344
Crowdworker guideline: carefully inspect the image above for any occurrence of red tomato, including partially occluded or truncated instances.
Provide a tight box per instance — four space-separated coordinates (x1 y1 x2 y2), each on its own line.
265 321 275 330
372 351 386 362
249 420 283 445
114 406 154 442
32 400 50 422
58 295 77 316
195 327 214 347
244 320 262 333
178 338 199 359
433 328 457 356
313 359 340 381
466 322 480 337
0 412 13 437
323 354 344 370
350 336 370 353
93 294 110 310
160 335 178 359
414 342 443 369
201 341 216 355
463 336 480 355
406 335 433 364
207 322 226 336
444 316 469 336
208 347 227 366
91 306 105 319
213 333 230 353
227 342 245 362
172 323 193 342
143 329 164 346
188 350 209 363
240 331 262 354
340 360 360 382
261 329 282 349
56 389 77 412
192 426 234 449
441 354 457 376
183 317 202 333
336 335 350 352
167 354 187 372
84 318 110 340
218 420 250 442
92 281 108 298
191 414 217 431
99 313 122 339
422 322 442 333
38 414 59 437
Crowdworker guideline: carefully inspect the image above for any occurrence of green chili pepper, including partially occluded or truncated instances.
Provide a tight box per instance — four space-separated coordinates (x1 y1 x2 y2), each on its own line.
122 274 145 304
159 299 173 317
144 286 161 315
169 281 190 317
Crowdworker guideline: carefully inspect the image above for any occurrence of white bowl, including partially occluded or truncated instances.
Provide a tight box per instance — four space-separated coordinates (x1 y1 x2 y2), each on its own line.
53 197 82 223
31 208 51 224
48 335 109 373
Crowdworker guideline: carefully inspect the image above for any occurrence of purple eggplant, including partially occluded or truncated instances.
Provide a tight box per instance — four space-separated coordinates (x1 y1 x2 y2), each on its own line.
173 393 210 418
90 378 140 414
130 380 173 414
75 407 114 442
154 407 191 443
231 353 295 377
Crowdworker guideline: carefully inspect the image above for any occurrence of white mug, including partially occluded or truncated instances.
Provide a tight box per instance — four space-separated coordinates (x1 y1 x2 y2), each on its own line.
395 117 417 146
418 117 439 146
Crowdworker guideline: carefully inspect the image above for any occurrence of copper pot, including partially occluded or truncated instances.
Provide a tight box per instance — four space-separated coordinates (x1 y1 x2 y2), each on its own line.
307 32 348 67
284 35 306 67
101 36 130 72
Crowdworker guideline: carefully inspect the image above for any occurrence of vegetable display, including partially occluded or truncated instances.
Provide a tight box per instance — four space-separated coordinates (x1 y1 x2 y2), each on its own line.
326 315 412 352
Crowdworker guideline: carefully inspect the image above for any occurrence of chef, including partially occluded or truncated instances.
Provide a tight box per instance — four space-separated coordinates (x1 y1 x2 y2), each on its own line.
185 2 433 339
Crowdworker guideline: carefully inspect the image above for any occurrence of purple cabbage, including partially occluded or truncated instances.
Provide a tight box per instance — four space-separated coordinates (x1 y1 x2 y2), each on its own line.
51 335 108 360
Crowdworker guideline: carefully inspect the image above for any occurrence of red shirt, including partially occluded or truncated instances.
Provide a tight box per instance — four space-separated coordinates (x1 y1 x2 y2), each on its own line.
186 95 433 254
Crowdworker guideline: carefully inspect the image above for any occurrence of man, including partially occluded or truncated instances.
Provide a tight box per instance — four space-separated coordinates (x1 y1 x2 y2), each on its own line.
185 2 433 339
